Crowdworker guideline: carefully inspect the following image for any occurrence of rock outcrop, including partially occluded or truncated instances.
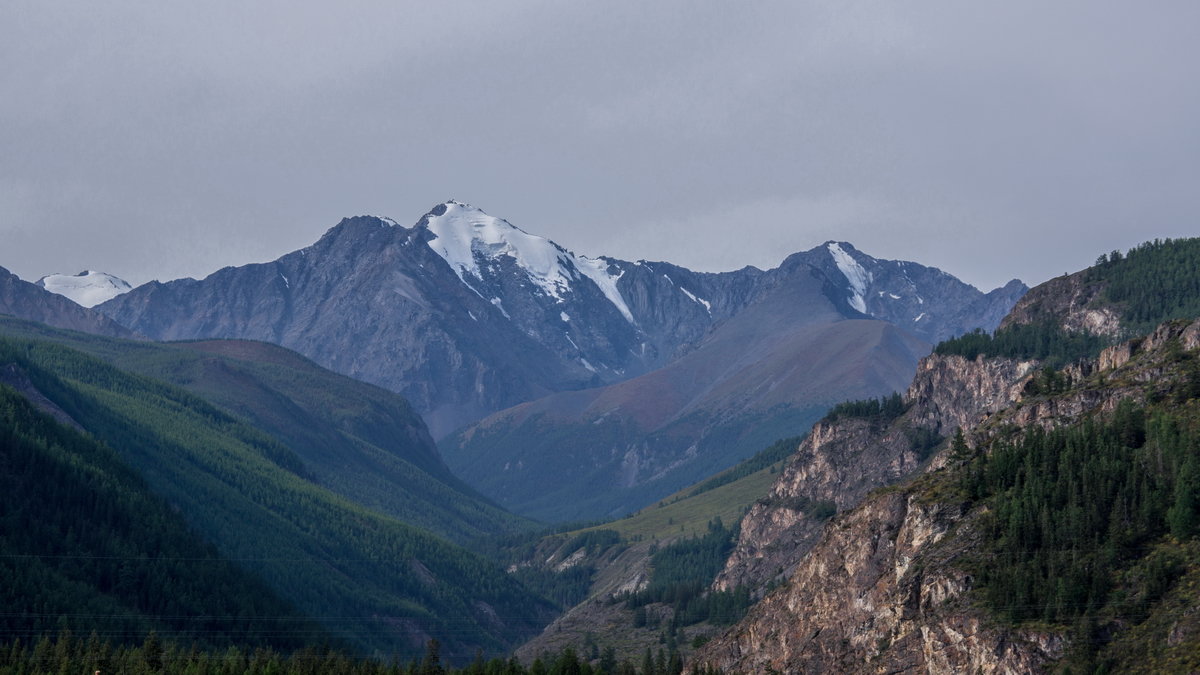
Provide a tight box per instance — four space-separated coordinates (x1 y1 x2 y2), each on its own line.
715 351 1036 593
999 271 1122 337
699 488 1063 673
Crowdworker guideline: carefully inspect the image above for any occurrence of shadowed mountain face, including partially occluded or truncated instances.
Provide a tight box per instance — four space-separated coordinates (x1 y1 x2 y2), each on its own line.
96 202 1024 441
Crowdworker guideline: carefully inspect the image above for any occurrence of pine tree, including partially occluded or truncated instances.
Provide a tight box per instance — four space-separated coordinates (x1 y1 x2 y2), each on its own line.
419 639 444 675
1168 457 1199 538
949 428 972 462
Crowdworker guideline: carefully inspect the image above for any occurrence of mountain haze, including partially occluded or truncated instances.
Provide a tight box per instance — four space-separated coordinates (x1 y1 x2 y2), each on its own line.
444 265 929 521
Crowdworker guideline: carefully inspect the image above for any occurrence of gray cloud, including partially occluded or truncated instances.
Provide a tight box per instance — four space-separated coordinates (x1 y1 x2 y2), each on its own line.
2 1 1197 292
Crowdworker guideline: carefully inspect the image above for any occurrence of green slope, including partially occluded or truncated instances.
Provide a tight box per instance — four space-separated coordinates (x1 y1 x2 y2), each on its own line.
0 336 553 658
450 404 824 523
0 316 531 544
0 379 323 650
585 436 800 543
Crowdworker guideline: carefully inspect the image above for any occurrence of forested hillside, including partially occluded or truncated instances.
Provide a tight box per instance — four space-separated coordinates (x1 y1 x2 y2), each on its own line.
1090 237 1200 332
938 237 1200 367
936 324 1200 671
0 383 322 650
0 337 553 659
0 316 530 544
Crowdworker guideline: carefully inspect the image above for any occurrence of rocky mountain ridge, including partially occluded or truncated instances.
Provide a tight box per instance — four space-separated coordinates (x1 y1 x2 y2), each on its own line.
998 270 1123 337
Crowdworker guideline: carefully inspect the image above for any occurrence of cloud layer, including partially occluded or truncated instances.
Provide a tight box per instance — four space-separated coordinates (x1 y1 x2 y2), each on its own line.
3 1 1197 290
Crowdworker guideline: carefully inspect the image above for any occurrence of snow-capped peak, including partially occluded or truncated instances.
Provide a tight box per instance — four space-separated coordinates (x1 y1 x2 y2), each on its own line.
422 201 634 323
827 242 872 314
423 201 575 298
36 270 132 308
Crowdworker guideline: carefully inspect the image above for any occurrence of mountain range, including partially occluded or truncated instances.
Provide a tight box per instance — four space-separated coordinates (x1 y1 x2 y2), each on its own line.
93 202 1024 440
80 201 1023 520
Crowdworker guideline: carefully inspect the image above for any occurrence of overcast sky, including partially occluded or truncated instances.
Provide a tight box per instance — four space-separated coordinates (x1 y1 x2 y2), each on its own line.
2 1 1198 292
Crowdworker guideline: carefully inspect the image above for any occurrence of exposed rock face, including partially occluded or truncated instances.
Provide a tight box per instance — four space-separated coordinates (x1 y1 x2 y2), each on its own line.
697 489 1063 674
0 266 136 339
999 271 1122 337
715 352 1036 592
904 353 1036 435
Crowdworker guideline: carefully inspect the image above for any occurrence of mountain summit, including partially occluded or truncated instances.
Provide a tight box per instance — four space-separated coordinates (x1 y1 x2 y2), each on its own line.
36 270 132 308
420 200 635 324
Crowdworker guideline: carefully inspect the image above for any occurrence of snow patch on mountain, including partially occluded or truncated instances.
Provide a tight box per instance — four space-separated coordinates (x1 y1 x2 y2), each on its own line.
423 201 635 324
490 297 510 318
679 286 711 313
424 201 576 301
36 270 132 308
575 257 634 324
827 243 872 314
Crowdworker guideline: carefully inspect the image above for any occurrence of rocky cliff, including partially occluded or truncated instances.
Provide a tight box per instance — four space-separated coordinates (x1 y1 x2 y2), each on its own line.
699 487 1063 673
999 271 1123 336
694 313 1200 673
715 351 1036 593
